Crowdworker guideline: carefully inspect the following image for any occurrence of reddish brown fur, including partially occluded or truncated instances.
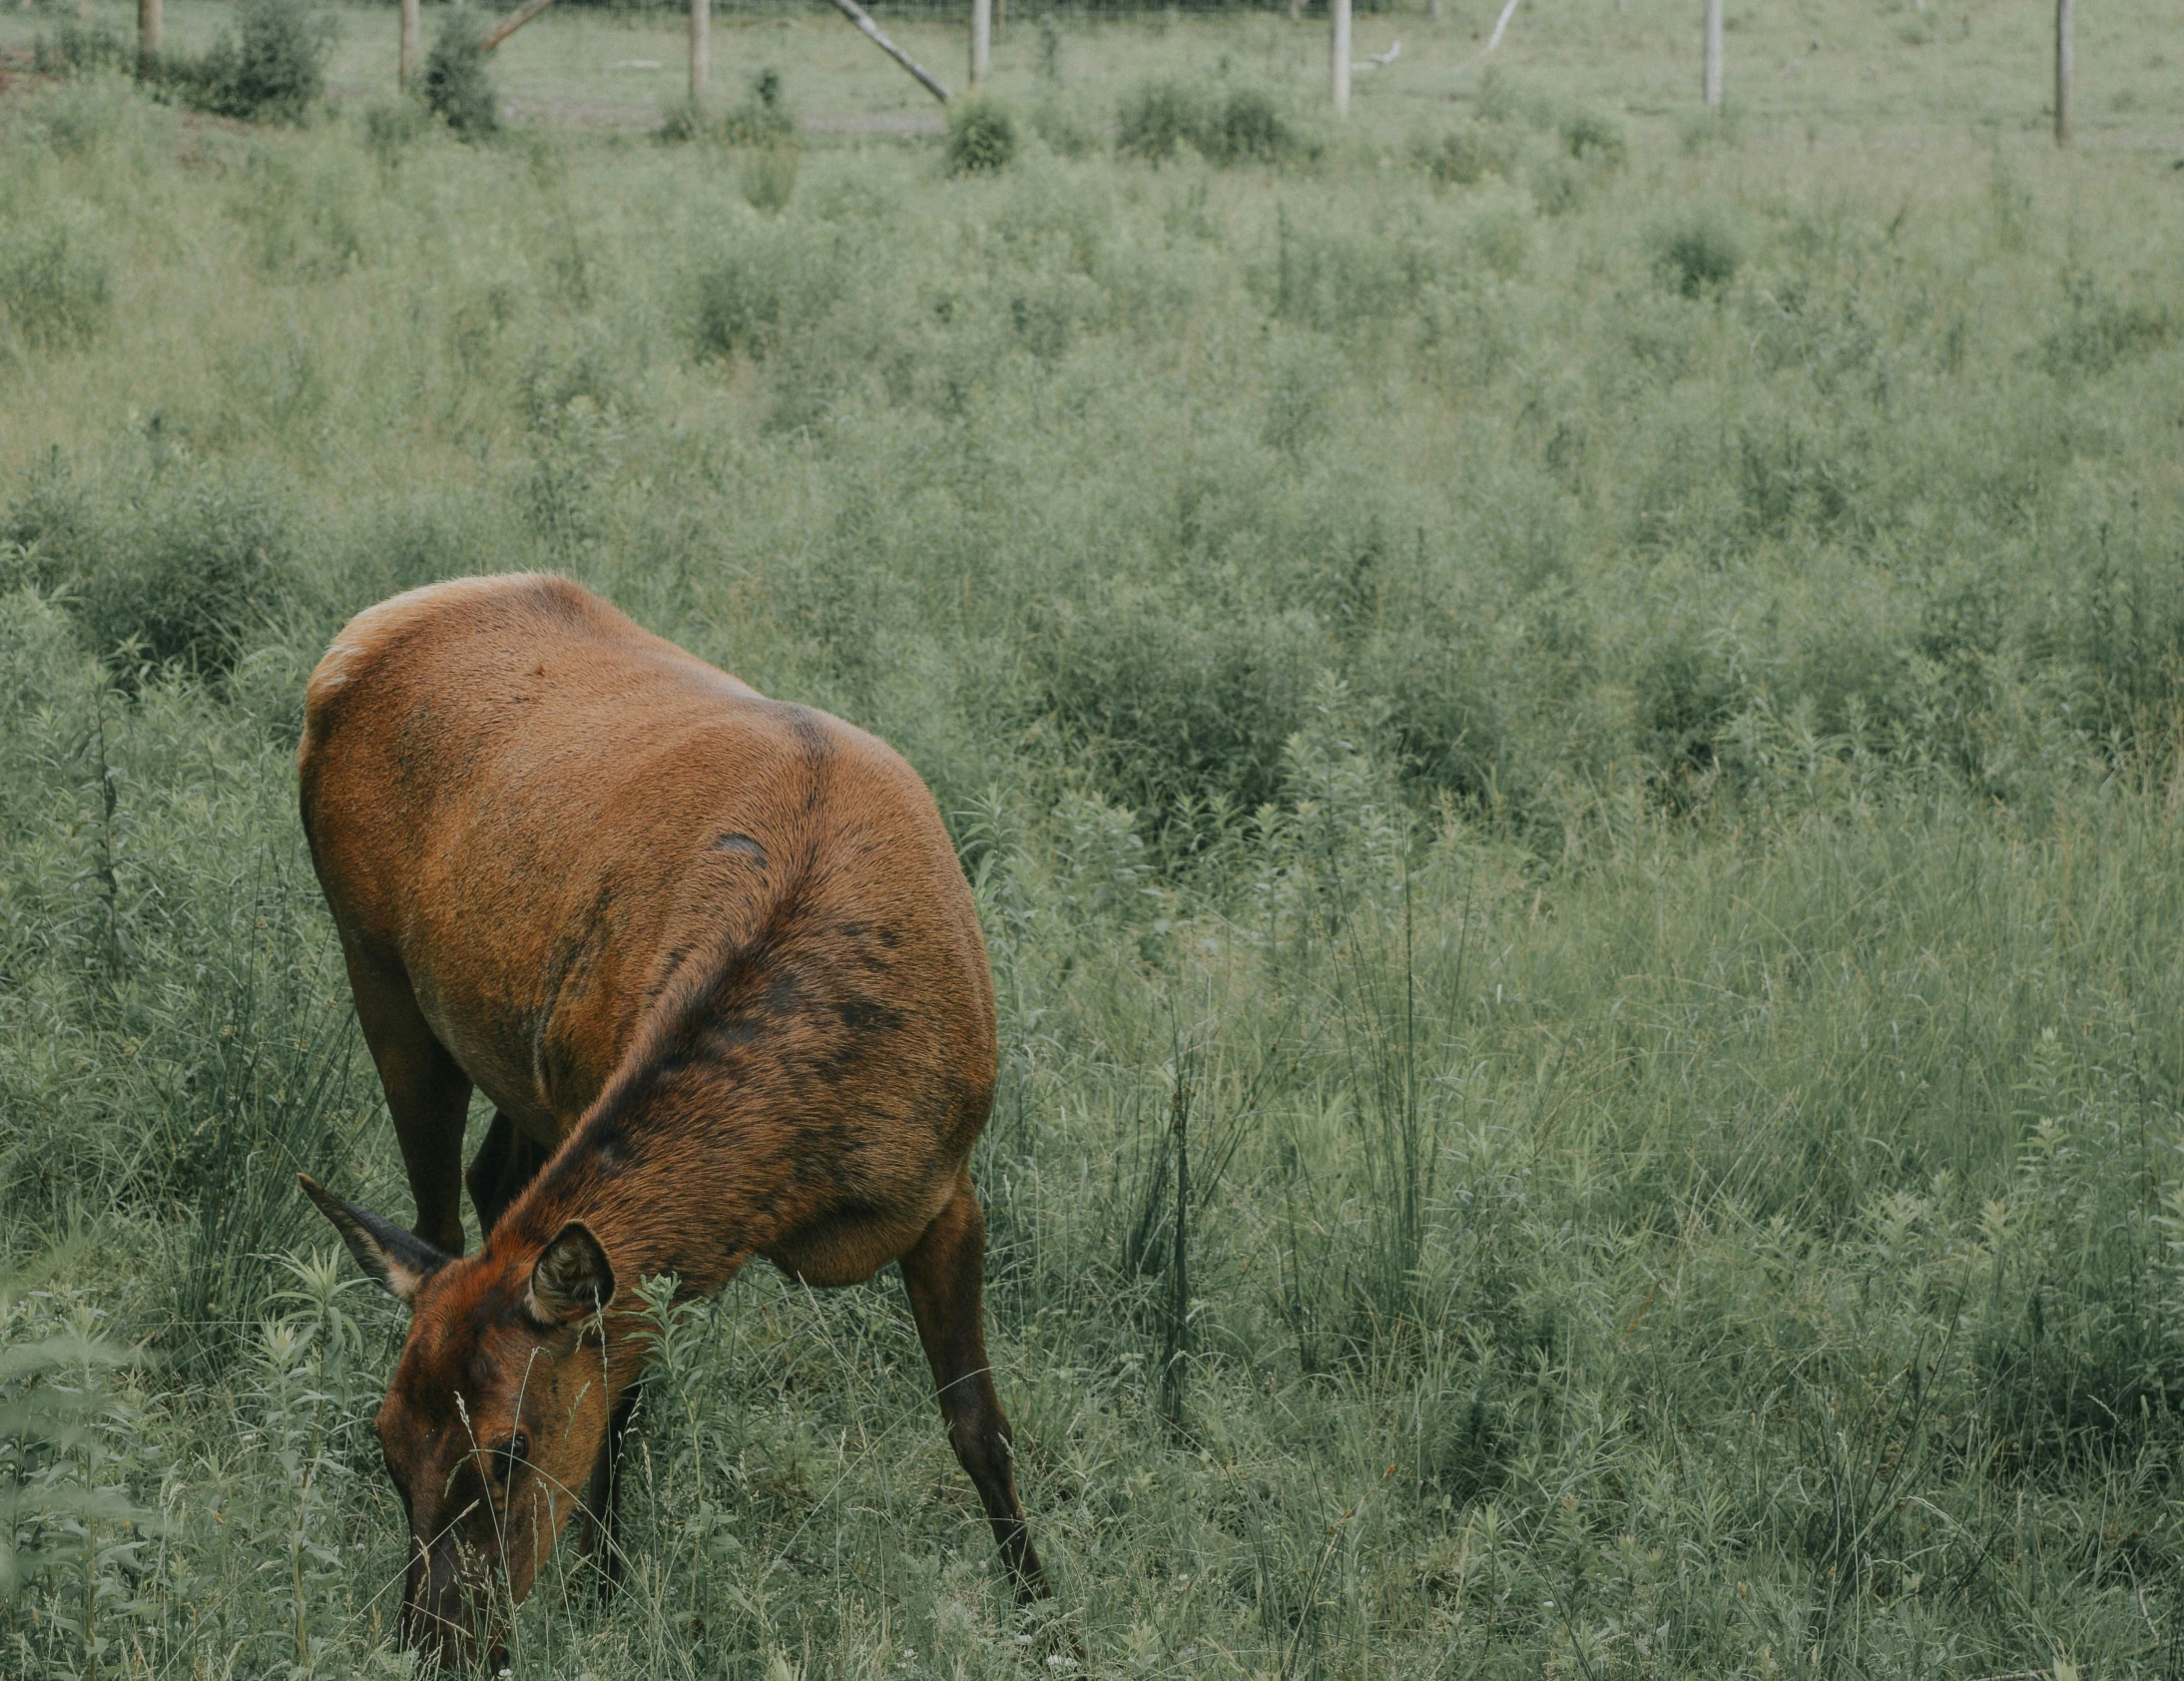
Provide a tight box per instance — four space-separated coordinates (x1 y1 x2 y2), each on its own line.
296 575 1043 1666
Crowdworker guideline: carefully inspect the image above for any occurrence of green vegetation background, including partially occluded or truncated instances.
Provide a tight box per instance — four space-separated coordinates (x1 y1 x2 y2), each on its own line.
2 2 2184 1676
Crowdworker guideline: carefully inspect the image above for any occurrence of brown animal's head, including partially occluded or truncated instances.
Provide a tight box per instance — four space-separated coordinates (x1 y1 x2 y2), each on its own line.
298 1174 618 1670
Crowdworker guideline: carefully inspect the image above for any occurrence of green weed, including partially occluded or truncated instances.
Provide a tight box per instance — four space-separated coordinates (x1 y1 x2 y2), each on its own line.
946 98 1017 176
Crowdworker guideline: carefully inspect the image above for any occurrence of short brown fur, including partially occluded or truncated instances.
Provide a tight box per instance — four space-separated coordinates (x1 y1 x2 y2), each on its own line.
295 575 1044 1667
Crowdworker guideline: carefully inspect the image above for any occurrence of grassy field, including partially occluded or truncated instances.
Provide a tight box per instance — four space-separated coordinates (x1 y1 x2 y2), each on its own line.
3 1 2184 1676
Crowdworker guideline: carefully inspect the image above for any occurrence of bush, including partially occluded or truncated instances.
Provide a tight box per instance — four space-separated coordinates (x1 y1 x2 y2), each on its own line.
1656 207 1743 297
1115 79 1207 165
2039 266 2173 379
3 460 298 674
660 67 796 148
1115 82 1304 170
0 205 111 350
1025 591 1326 819
1202 88 1297 166
423 11 498 141
360 96 431 168
1029 97 1098 160
741 146 800 214
178 0 335 127
946 98 1017 175
692 250 787 359
1560 109 1626 165
1412 124 1506 188
31 21 129 77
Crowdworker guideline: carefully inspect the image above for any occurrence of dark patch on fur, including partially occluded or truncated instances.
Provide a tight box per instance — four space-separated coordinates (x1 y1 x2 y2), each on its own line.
713 833 768 867
836 997 903 1036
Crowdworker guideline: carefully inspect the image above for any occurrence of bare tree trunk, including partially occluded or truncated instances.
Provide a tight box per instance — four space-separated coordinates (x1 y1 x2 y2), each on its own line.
1290 0 1302 25
690 0 710 108
1703 0 1723 108
1330 0 1350 116
2053 0 2073 144
137 0 161 69
1428 0 1443 23
399 0 421 92
970 0 990 89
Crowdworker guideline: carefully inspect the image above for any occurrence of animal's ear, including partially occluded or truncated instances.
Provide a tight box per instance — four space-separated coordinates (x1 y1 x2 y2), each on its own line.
297 1174 450 1305
525 1222 615 1328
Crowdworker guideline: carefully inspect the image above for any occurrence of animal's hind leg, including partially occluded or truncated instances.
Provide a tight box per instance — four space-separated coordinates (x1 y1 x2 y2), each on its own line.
898 1172 1047 1600
342 942 472 1256
465 1112 554 1242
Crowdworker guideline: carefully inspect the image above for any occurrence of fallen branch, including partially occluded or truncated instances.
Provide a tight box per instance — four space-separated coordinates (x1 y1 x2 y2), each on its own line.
824 0 950 104
480 0 558 54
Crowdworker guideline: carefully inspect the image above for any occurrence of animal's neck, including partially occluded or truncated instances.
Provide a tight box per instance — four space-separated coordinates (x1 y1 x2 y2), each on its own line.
507 1054 758 1320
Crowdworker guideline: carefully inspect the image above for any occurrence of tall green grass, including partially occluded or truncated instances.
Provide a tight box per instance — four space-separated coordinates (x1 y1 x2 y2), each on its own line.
1 52 2182 1681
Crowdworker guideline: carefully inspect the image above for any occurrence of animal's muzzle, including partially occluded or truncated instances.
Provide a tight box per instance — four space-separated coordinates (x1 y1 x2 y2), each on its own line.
400 1536 507 1672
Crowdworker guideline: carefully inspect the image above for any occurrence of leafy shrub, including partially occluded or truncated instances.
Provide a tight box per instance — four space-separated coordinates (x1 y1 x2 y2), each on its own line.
1202 88 1298 166
1115 79 1207 165
1560 109 1626 165
1025 591 1326 818
1528 155 1586 217
31 21 129 76
176 0 335 127
424 10 498 141
661 67 796 148
1114 81 1300 169
360 95 431 168
741 146 799 214
0 1268 160 1605
1412 124 1506 188
1030 97 1098 159
2039 266 2172 378
1637 633 1748 778
1656 207 1743 296
1361 621 1512 808
947 98 1017 175
692 250 788 359
0 205 111 350
4 461 298 673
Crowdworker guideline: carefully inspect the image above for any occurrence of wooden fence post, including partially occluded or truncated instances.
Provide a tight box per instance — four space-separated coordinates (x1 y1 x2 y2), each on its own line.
1428 0 1442 23
2053 0 2073 144
970 0 991 90
399 0 420 93
1330 0 1350 116
1703 0 1723 108
137 0 161 69
691 0 710 107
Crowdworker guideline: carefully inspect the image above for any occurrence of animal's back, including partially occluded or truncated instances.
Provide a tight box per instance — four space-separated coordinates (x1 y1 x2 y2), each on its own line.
297 574 994 1170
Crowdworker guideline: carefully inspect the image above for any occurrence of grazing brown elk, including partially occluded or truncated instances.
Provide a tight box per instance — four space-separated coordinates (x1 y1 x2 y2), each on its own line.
293 574 1044 1669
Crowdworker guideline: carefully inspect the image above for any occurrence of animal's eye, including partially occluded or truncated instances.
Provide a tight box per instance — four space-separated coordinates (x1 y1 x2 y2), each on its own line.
491 1431 530 1482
